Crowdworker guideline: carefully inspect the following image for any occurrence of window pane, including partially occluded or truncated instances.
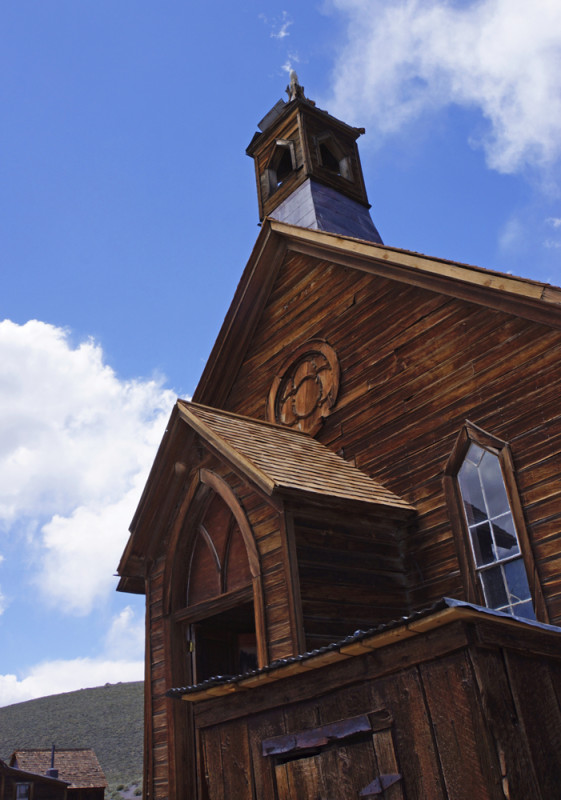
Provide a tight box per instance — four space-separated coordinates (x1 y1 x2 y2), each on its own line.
458 460 486 524
491 514 519 560
512 600 536 621
504 558 532 604
471 522 494 566
481 566 508 609
465 443 484 466
480 450 509 518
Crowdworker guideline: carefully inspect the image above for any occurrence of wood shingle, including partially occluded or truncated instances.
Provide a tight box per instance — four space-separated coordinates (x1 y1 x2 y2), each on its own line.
10 750 107 791
179 400 413 510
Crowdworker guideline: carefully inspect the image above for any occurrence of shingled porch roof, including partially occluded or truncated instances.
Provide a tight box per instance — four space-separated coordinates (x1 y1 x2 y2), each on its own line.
178 401 413 512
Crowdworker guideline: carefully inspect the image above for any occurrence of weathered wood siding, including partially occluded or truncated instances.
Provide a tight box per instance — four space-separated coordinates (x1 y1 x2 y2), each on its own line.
0 772 67 800
223 250 561 623
192 621 561 800
145 558 171 800
293 513 408 648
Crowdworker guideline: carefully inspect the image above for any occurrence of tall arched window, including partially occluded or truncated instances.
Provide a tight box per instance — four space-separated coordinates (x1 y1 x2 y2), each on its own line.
168 469 267 684
187 490 257 681
445 423 547 622
457 442 533 618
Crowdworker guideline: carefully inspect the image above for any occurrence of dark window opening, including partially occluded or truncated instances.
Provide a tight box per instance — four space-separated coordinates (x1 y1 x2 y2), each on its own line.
276 146 293 184
320 142 341 174
192 600 257 683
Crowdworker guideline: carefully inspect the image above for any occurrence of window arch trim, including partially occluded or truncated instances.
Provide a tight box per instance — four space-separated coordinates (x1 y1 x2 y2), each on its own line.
444 421 548 622
165 468 268 669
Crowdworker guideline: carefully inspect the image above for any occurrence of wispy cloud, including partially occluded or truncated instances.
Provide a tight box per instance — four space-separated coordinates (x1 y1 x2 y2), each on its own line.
282 53 300 75
328 0 561 174
498 215 526 254
260 11 293 40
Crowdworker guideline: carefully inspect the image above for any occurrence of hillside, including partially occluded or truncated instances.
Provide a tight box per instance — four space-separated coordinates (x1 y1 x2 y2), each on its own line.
0 681 143 793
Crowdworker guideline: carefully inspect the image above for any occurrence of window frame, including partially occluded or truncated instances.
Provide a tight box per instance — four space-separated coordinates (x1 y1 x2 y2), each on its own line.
15 784 32 800
266 139 297 196
315 132 353 181
444 421 548 622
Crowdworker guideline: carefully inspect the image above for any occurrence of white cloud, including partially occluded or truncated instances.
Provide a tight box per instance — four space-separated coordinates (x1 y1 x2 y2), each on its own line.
104 605 145 659
546 217 561 228
0 605 145 707
0 320 175 614
38 483 147 615
328 0 561 173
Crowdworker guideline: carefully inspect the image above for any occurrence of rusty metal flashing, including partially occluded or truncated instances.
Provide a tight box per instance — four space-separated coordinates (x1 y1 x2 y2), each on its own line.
166 598 561 702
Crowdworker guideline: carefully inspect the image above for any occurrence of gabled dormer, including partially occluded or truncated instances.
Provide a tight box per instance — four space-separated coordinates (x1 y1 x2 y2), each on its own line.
246 73 383 243
118 401 413 684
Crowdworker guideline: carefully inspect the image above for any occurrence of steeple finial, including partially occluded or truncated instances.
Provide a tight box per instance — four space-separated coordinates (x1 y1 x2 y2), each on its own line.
286 71 305 102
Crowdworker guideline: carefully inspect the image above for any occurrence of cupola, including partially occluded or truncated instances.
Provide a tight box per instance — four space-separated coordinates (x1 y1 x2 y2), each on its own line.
246 72 383 243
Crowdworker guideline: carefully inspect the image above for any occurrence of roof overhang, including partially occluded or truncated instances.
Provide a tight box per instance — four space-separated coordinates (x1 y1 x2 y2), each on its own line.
117 399 414 593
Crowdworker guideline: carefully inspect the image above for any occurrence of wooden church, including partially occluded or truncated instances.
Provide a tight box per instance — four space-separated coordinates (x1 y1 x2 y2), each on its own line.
117 75 561 799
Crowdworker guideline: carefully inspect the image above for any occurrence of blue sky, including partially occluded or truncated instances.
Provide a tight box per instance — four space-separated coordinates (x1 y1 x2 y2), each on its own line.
1 0 560 706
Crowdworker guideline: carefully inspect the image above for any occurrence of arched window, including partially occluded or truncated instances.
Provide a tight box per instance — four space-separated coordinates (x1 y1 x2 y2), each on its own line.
169 470 267 684
445 423 547 621
457 443 533 618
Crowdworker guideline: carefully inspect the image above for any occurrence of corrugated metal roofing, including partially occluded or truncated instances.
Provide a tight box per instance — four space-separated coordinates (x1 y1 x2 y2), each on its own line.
167 598 561 701
178 401 412 511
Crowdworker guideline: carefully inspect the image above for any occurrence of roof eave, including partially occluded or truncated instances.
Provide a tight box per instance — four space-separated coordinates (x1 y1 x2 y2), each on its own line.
276 485 415 517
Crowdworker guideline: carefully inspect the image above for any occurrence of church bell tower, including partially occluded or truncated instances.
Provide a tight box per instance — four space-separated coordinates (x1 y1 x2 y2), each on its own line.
246 72 383 243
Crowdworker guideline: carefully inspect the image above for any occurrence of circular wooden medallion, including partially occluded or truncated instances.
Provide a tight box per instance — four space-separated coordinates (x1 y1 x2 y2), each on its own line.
267 340 340 435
